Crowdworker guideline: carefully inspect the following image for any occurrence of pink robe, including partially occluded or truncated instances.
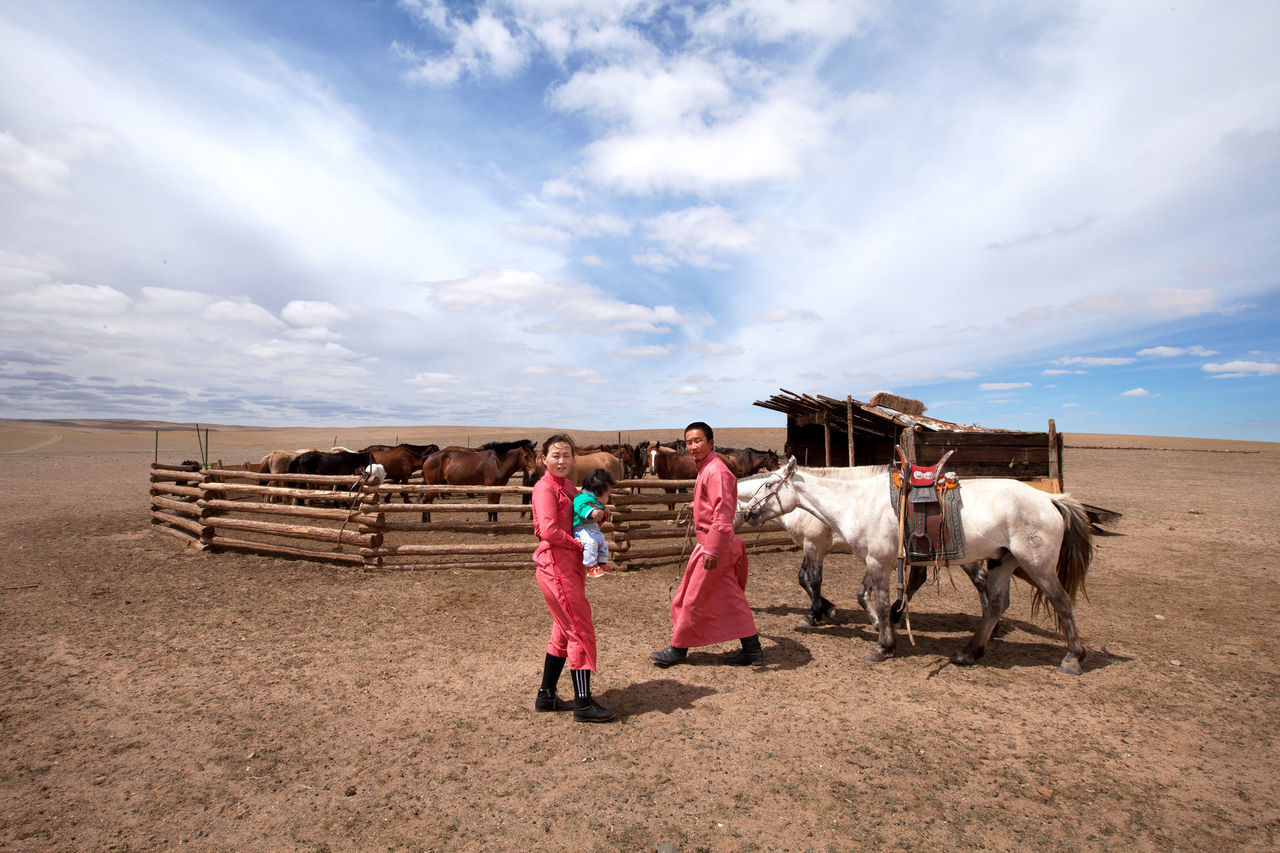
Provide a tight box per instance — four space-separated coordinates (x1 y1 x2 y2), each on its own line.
669 451 757 648
532 471 597 671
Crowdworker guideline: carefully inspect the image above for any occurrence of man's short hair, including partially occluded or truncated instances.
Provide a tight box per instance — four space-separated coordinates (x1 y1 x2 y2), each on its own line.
684 421 714 443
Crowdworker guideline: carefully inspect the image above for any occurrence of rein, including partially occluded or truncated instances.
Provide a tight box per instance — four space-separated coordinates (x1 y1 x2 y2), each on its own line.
744 466 794 520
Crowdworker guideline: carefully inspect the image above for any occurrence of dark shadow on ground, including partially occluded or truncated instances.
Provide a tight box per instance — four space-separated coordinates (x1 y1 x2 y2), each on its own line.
601 678 717 717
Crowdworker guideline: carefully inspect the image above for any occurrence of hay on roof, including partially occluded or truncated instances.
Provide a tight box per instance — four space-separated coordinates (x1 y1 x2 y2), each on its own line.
870 392 926 417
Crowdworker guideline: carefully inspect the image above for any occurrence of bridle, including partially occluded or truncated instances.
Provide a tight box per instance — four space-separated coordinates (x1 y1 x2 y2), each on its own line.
743 466 794 522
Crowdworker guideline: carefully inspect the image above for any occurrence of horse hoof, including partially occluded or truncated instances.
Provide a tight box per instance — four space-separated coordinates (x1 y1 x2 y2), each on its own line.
862 649 887 663
951 653 975 667
802 613 818 627
1058 659 1083 676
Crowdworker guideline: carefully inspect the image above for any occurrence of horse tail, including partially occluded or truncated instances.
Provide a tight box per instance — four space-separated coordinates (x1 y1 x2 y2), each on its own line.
1032 494 1095 628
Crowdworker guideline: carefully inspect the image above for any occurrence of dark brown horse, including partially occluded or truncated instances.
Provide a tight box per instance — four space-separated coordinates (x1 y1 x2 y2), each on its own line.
421 440 537 522
719 446 781 477
361 443 440 503
646 443 737 511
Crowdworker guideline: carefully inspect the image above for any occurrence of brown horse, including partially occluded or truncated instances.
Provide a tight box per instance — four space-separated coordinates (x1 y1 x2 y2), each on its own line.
645 443 738 511
719 446 781 477
421 440 537 522
362 443 439 503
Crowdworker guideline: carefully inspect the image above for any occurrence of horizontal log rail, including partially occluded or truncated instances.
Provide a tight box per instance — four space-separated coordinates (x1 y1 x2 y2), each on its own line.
205 516 379 548
210 535 363 566
149 470 207 484
152 494 202 517
149 464 798 570
150 510 204 538
366 500 532 514
150 482 204 499
199 498 369 522
379 521 534 534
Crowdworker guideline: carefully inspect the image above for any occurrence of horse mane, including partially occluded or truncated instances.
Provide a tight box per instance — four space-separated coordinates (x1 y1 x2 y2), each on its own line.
480 439 535 453
799 464 889 479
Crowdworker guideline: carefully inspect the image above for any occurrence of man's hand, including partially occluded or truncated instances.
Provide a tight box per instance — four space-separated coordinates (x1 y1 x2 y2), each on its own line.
701 553 718 571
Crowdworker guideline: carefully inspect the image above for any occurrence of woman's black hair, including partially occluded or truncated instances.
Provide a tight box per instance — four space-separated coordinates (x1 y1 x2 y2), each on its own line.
541 433 575 455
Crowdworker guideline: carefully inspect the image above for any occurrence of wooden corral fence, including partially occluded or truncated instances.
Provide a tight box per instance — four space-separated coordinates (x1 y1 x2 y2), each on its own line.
149 464 796 571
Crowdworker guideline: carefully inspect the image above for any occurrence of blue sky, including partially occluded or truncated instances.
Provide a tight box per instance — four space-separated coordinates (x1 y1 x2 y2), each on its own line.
1 0 1277 439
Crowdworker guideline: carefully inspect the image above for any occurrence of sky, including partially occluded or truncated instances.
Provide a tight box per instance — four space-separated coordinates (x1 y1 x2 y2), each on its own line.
1 0 1277 439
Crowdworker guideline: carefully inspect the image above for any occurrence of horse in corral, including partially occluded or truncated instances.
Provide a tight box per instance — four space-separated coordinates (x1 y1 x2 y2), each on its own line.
568 450 623 486
742 458 1094 674
577 444 638 480
286 449 376 505
361 443 440 503
421 439 538 523
720 446 781 477
648 443 744 511
736 466 1004 629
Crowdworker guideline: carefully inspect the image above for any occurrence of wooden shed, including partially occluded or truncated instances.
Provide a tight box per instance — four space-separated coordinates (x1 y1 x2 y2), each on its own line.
754 389 1067 492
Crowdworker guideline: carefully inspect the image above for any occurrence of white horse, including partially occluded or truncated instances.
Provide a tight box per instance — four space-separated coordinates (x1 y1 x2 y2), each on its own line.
736 466 1002 628
741 458 1094 674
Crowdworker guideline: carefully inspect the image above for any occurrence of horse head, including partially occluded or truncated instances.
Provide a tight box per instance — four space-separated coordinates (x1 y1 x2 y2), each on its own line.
742 456 799 525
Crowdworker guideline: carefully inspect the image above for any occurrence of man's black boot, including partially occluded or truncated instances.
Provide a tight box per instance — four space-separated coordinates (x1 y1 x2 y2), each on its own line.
649 646 688 667
724 634 764 666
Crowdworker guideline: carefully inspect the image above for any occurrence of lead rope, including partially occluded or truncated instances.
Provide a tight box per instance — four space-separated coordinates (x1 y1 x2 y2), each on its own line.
335 469 375 550
668 502 695 600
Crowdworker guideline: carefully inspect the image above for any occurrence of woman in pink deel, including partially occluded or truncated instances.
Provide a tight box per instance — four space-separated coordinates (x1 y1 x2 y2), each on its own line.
531 434 615 722
651 421 764 667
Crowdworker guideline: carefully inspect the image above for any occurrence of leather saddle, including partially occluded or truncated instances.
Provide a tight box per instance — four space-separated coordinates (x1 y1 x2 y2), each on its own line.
892 447 961 561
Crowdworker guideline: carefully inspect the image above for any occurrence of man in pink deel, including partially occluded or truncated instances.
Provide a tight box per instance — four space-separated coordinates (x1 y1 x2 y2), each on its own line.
650 421 764 667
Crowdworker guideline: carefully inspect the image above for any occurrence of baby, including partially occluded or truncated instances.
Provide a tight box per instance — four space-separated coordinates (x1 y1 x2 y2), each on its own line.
573 468 615 578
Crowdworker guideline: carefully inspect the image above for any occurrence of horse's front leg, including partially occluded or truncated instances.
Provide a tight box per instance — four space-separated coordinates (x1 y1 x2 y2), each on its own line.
797 551 835 626
953 556 1014 667
862 559 896 662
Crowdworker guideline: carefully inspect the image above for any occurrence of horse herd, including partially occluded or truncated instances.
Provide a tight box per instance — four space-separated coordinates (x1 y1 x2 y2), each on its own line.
259 439 781 491
258 439 782 519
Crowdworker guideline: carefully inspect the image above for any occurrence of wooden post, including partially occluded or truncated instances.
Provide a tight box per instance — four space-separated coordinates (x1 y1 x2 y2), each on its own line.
901 425 917 464
845 396 856 467
1048 419 1065 492
822 411 831 466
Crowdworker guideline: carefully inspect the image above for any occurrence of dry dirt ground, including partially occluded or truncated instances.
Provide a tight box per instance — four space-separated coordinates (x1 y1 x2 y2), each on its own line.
1 421 1277 852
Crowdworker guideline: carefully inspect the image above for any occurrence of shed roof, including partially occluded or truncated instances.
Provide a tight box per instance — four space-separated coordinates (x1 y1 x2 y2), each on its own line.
753 389 1027 435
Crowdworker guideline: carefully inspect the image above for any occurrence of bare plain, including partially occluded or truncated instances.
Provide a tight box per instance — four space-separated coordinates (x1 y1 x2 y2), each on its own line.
1 419 1277 852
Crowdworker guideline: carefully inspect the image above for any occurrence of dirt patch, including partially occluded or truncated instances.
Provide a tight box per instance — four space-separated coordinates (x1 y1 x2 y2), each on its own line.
1 422 1277 851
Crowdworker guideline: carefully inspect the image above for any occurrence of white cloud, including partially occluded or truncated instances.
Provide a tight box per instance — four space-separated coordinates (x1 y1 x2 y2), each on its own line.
1137 344 1220 357
641 206 765 268
282 300 347 328
1121 387 1153 397
614 344 674 359
580 91 836 195
631 250 676 272
549 57 732 130
425 267 694 335
689 342 747 357
1055 356 1137 367
406 371 455 385
1043 369 1087 375
1203 360 1279 377
980 382 1032 391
